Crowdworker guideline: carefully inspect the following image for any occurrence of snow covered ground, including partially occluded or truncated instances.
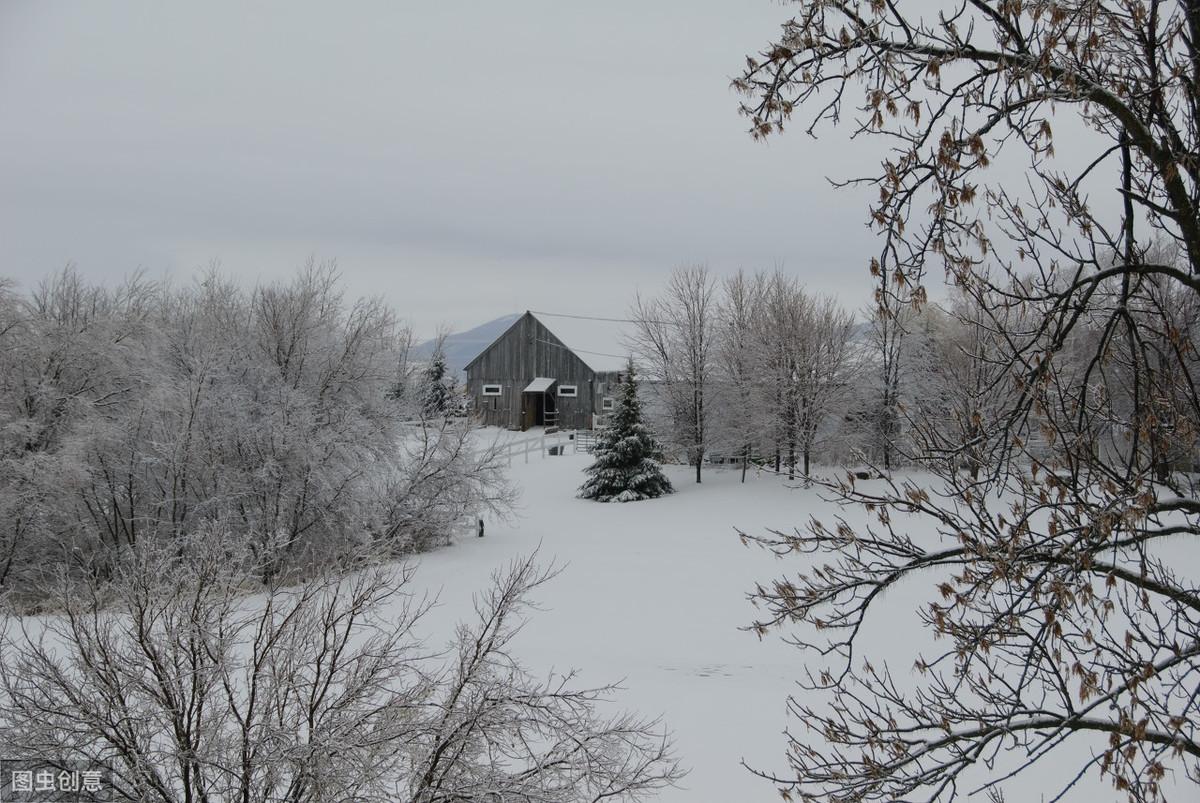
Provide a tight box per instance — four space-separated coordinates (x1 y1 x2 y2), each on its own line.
401 428 933 800
404 431 1196 802
7 426 1190 799
407 441 802 802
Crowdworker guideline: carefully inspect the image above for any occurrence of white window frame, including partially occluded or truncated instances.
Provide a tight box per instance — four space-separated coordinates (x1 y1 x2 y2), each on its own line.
482 384 502 396
557 384 578 398
601 396 614 410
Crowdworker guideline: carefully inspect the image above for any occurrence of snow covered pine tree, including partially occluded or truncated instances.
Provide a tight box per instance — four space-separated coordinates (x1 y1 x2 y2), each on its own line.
419 350 452 419
578 360 673 503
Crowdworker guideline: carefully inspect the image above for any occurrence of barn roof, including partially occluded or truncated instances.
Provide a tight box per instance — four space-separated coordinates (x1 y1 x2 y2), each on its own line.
463 311 633 375
528 312 632 373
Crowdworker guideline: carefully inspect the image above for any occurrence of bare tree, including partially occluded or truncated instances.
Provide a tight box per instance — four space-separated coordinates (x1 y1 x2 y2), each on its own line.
630 265 717 484
0 540 683 803
902 291 1029 481
754 274 855 481
716 270 770 482
756 272 807 476
735 0 1200 799
371 416 517 552
867 292 908 472
794 294 855 481
408 553 681 801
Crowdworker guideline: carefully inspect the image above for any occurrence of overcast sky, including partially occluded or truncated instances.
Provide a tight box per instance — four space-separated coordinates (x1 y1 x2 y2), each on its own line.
2 1 896 337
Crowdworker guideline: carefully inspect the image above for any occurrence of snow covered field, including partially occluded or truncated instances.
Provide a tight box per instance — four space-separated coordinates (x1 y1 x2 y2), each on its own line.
5 426 1191 800
405 432 1195 802
397 432 845 801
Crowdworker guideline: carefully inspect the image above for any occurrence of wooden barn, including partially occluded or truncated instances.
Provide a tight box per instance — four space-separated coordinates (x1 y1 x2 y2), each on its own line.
464 311 628 430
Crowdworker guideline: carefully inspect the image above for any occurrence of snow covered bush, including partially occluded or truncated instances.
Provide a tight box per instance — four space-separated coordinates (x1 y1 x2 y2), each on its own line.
0 264 513 603
370 415 514 552
0 539 682 802
579 360 673 503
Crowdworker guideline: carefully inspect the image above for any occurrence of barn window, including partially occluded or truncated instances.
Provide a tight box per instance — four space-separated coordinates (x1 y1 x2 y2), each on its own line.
557 385 578 398
482 384 502 396
601 397 614 410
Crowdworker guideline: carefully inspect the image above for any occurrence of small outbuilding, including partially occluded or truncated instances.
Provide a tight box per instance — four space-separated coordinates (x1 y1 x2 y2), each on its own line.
463 311 628 430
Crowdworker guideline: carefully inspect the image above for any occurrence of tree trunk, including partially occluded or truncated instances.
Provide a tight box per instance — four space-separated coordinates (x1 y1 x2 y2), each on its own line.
786 409 797 481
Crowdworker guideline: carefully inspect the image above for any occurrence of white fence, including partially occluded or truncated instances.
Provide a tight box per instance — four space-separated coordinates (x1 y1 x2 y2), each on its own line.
573 430 600 453
493 429 602 465
495 430 561 465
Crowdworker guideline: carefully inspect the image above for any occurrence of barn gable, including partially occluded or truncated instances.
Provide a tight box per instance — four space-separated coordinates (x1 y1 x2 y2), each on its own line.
464 312 596 379
463 311 625 430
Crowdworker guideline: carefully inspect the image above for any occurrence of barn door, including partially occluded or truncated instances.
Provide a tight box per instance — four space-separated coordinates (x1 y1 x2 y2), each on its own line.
521 393 537 430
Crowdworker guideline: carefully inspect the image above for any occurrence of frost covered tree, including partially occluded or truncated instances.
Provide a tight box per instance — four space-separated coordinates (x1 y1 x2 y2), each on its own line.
752 273 855 481
630 265 716 483
0 263 514 603
735 0 1200 799
648 268 855 483
579 361 674 503
385 327 416 404
865 299 909 472
754 273 804 476
900 291 1025 480
372 414 514 551
0 540 683 802
419 347 453 420
792 294 855 480
716 270 770 482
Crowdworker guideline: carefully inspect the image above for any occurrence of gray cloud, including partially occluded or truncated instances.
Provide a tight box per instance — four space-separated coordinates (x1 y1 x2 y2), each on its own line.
1 1 895 335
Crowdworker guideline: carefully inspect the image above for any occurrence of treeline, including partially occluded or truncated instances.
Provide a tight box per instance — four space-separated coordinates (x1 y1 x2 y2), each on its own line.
628 265 861 482
629 260 1200 484
0 264 512 605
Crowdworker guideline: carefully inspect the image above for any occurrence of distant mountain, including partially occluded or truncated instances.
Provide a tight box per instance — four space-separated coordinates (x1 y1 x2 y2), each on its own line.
412 313 521 376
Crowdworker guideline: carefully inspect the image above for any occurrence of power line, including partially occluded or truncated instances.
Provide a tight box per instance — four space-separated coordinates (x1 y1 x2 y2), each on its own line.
535 338 630 362
529 309 677 327
529 310 637 324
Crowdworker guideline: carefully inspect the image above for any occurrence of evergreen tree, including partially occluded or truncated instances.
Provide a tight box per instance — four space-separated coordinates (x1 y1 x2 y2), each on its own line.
420 351 451 419
385 363 408 403
578 360 674 503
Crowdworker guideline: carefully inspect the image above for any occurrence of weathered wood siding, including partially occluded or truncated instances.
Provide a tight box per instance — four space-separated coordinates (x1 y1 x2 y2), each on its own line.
465 312 607 430
592 371 621 423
